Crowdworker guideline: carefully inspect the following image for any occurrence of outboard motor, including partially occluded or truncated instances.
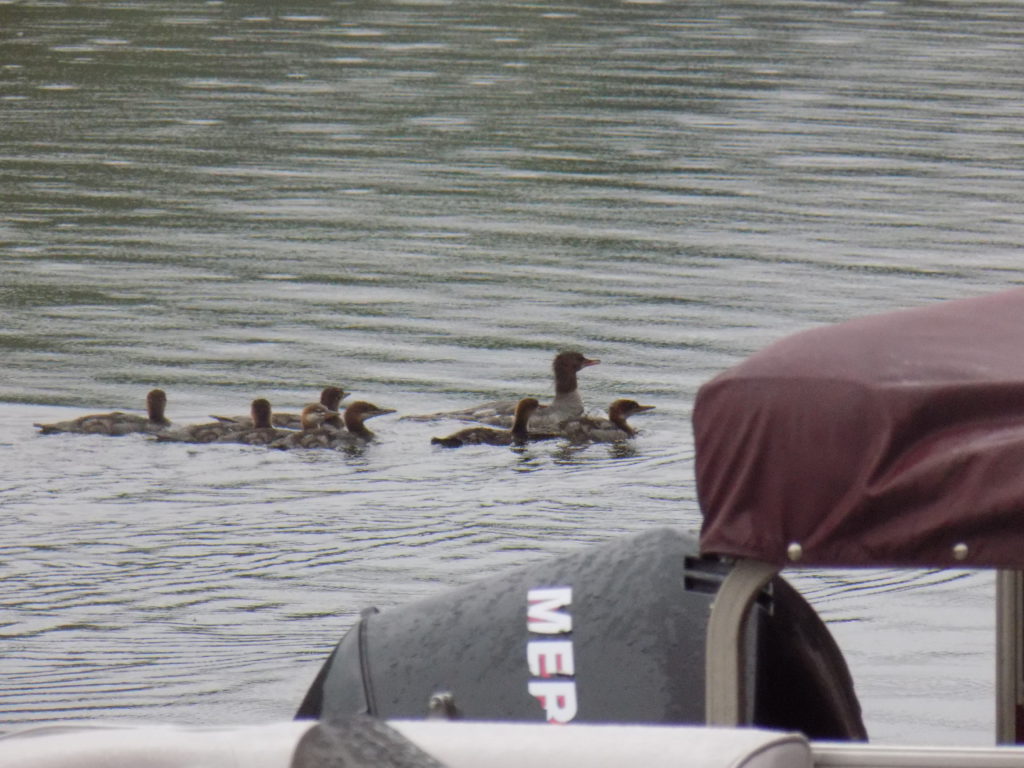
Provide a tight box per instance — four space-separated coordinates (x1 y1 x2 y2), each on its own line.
297 527 865 740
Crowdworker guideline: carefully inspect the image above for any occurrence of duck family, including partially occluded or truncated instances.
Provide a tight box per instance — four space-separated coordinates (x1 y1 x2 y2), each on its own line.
32 351 656 450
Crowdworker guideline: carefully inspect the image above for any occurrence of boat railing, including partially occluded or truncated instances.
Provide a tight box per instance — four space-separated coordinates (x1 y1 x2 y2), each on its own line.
812 742 1024 768
706 561 1024 746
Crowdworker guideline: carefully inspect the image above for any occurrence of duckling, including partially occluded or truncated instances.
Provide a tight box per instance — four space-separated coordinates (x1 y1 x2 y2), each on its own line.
35 389 170 436
210 386 346 429
217 401 336 446
272 401 395 449
155 398 270 443
560 399 655 442
431 398 561 448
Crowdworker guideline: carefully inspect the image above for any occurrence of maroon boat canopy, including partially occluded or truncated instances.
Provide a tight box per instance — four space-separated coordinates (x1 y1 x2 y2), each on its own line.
696 288 1024 569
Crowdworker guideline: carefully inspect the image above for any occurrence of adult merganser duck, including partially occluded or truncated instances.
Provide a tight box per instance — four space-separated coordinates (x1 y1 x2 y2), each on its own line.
431 397 561 448
407 351 600 428
271 401 395 449
34 389 171 436
560 399 655 442
217 402 336 446
210 386 347 430
155 398 272 444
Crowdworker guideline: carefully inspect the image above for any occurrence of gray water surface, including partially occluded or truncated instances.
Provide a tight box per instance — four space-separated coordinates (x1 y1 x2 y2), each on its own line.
2 0 1019 744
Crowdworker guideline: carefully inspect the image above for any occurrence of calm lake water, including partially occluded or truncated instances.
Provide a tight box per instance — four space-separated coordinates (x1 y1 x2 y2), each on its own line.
2 0 1020 746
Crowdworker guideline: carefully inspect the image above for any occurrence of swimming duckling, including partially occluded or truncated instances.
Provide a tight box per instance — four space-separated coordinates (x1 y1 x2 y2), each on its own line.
431 398 560 448
559 399 655 443
155 398 271 443
35 389 171 436
211 386 347 429
217 401 336 446
272 401 395 449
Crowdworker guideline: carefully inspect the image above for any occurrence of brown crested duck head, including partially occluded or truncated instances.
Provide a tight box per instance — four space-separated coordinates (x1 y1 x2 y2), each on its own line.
344 401 397 435
608 399 655 434
320 386 347 411
552 351 600 395
300 402 339 430
147 389 169 424
250 398 273 429
511 397 542 434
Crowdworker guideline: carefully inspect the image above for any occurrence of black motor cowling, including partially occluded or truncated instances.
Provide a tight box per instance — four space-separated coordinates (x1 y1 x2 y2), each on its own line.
296 527 865 740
